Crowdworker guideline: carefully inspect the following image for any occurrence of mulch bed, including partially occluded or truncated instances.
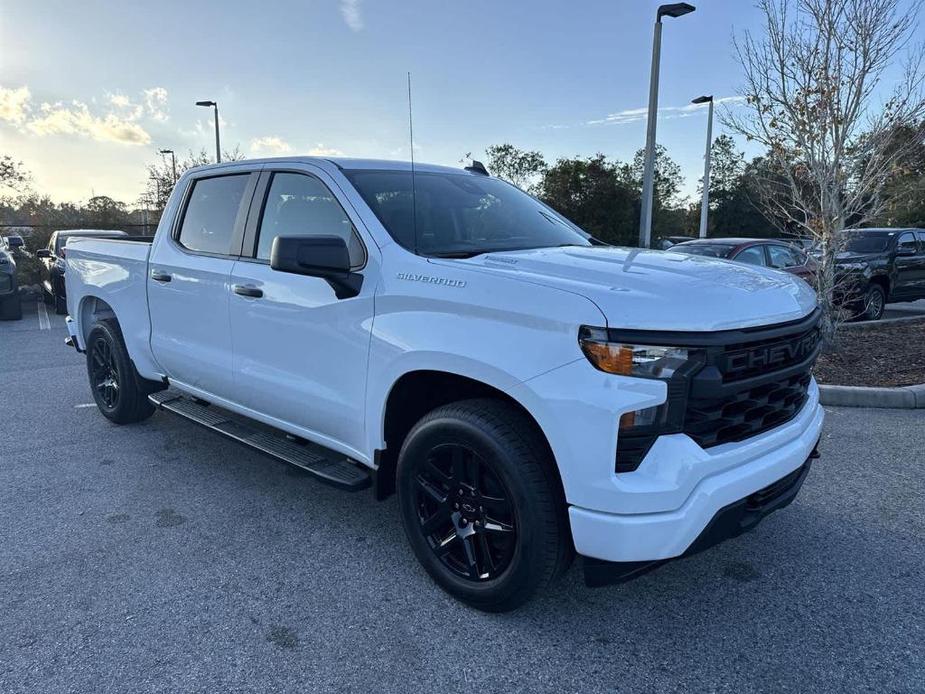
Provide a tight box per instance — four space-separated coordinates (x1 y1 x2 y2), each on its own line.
814 320 925 387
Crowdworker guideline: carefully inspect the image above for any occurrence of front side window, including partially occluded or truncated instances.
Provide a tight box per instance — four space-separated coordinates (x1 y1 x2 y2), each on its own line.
734 246 767 266
897 232 918 254
344 169 590 257
767 244 800 268
178 174 250 255
256 173 364 266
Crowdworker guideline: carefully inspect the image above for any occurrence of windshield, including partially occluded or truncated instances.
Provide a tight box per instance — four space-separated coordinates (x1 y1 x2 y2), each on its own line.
344 170 591 257
841 233 890 254
672 243 735 258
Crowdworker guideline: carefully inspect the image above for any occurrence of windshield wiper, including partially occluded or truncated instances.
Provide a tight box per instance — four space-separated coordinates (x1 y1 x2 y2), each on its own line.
425 250 489 259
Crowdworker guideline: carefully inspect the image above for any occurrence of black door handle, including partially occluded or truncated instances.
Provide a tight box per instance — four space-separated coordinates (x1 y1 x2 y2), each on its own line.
232 284 263 298
151 270 172 283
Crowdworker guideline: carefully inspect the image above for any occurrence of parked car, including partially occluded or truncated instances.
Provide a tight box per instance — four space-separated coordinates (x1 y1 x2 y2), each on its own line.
654 235 696 250
671 237 816 284
0 235 23 320
36 229 127 314
65 157 823 611
829 228 925 321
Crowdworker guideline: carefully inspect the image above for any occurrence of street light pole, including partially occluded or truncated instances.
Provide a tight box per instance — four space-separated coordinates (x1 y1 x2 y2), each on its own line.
159 148 177 184
195 100 221 163
638 3 696 249
692 95 714 238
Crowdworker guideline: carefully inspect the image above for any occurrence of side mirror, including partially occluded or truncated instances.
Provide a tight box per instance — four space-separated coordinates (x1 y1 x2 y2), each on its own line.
270 235 362 299
36 248 52 259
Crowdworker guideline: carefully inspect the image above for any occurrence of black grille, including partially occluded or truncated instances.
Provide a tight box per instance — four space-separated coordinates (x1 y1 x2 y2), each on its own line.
610 310 821 473
685 369 812 448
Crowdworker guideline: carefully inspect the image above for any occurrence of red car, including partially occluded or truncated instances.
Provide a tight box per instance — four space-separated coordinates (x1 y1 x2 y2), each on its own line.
671 238 816 284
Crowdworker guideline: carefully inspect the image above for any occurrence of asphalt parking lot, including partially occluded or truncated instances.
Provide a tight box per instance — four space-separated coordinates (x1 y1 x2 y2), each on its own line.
1 301 923 693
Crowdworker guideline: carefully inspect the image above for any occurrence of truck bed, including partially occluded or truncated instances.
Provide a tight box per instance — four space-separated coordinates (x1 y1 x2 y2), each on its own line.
65 236 154 373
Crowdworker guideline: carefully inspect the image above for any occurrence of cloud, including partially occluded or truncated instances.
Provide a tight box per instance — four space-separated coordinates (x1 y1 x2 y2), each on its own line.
143 87 169 122
544 96 746 130
250 136 292 155
307 143 345 156
0 85 32 125
586 96 746 127
0 84 171 145
27 101 151 144
340 0 363 31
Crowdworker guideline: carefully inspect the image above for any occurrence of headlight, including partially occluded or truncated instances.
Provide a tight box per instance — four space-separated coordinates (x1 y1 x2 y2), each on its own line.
578 327 689 379
579 326 702 473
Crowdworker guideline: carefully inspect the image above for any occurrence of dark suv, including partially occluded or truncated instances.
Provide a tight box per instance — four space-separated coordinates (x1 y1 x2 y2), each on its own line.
830 228 925 321
37 229 127 314
0 235 24 320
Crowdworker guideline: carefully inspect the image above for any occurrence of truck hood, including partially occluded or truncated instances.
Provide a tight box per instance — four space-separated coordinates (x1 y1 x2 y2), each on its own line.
458 246 818 331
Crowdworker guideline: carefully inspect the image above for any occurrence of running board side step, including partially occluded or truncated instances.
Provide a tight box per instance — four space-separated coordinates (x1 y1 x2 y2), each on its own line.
148 391 371 491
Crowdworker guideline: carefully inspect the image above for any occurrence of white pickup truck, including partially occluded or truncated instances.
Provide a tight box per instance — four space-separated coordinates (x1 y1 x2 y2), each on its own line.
65 157 823 611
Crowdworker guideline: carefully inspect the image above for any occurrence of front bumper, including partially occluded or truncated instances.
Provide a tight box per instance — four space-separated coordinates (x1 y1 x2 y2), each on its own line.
568 392 823 563
508 356 825 565
583 451 816 586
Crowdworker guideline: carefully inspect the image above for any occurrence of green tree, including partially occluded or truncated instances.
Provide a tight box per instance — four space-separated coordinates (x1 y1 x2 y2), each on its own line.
538 154 639 245
484 144 547 193
629 145 687 238
0 155 30 193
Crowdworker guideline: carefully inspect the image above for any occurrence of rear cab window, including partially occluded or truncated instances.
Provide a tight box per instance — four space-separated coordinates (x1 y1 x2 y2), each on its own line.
177 174 251 255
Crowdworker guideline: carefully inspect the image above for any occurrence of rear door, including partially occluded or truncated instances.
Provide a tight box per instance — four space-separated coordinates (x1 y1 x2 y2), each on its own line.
227 165 375 456
148 169 258 400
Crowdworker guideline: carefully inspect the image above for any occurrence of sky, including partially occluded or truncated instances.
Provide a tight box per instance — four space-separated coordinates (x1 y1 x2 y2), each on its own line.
0 0 917 204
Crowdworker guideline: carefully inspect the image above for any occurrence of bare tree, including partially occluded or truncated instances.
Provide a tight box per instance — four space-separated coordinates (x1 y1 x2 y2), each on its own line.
724 0 925 340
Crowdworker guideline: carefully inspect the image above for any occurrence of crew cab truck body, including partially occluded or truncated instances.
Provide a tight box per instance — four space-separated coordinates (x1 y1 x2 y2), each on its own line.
65 157 823 611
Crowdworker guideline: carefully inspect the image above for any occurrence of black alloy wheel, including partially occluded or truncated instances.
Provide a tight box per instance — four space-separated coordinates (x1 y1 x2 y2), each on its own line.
90 335 121 410
861 284 886 321
413 443 517 582
85 319 159 424
397 399 572 612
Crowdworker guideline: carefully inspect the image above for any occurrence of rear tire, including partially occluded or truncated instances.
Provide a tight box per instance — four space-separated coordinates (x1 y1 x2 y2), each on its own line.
396 399 572 612
85 319 159 424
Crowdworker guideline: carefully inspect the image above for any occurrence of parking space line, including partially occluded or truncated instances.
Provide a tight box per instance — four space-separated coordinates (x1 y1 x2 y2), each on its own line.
74 403 96 409
37 301 51 330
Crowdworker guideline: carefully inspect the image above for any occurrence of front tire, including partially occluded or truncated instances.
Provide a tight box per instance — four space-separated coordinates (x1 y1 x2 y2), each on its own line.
0 294 22 321
85 319 157 424
858 283 886 322
397 399 571 612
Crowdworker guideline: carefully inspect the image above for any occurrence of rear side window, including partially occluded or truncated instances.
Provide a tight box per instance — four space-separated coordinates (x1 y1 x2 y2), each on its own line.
255 172 365 266
735 246 767 266
178 175 250 255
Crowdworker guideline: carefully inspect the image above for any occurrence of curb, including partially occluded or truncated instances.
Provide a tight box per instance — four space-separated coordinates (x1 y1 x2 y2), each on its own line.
818 383 925 408
842 314 925 330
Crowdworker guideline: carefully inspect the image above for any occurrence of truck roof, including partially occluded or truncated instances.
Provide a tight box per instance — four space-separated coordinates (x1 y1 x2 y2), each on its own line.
186 156 475 176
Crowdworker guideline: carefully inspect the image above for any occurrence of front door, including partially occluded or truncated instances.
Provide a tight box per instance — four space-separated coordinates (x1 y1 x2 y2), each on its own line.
228 167 374 457
148 170 257 399
893 231 925 300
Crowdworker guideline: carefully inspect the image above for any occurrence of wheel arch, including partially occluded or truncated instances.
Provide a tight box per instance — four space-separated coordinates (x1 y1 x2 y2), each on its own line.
373 369 564 504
